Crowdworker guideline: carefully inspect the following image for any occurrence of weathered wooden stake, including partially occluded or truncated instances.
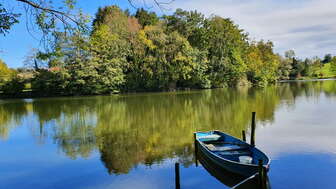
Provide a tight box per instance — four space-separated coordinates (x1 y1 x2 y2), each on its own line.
242 130 246 142
250 112 256 146
175 162 181 189
258 159 267 189
193 132 198 167
258 159 263 189
263 167 268 189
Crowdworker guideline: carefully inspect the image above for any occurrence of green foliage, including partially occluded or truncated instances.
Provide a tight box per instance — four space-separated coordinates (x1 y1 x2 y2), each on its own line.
278 57 292 80
31 69 70 95
186 49 211 88
314 63 335 78
125 26 201 91
330 57 336 75
278 52 336 80
92 6 129 37
322 54 332 64
311 58 323 77
0 3 21 35
2 76 25 95
64 0 76 10
290 58 304 78
164 9 208 50
87 24 127 93
34 16 129 95
284 50 295 59
0 60 23 95
246 41 279 86
278 50 310 79
206 16 248 87
0 60 15 85
4 6 306 96
135 8 159 27
92 5 141 36
301 58 312 77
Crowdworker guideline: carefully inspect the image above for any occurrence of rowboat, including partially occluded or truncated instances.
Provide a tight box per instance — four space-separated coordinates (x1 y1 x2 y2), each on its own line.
195 130 270 177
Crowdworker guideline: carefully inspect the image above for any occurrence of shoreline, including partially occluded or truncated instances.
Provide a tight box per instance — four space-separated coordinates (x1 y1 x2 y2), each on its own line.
0 87 209 100
1 78 336 100
278 77 336 83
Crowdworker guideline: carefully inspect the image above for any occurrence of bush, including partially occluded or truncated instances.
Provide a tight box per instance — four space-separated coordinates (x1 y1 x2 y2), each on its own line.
31 69 70 95
2 77 25 95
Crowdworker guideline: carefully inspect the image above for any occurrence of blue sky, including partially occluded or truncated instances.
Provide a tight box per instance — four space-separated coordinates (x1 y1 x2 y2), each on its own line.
1 0 336 68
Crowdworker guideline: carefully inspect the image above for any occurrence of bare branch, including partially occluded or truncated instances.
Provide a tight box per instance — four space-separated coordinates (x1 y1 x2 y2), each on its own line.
127 0 174 11
15 0 81 26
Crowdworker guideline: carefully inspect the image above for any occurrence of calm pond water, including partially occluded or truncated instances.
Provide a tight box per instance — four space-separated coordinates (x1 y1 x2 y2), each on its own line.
1 80 336 189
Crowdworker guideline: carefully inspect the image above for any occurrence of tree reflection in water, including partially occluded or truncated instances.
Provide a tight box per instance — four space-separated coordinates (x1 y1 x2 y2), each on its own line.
1 80 335 174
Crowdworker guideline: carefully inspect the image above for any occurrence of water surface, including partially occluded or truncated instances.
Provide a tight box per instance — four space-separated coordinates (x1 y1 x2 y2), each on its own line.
1 80 336 189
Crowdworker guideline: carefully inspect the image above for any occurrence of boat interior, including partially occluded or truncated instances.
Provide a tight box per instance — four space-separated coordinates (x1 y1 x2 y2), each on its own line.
197 132 266 165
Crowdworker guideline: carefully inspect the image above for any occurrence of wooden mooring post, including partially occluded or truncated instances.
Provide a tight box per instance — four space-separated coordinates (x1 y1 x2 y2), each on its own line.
242 130 246 142
258 159 267 189
175 162 181 189
250 112 256 146
193 132 198 167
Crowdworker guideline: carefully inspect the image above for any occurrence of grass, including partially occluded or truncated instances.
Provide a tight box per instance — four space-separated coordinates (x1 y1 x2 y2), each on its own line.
316 63 336 78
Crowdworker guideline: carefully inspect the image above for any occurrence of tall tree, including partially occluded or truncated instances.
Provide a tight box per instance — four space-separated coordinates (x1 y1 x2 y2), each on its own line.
164 9 208 50
278 56 292 80
322 54 332 64
311 56 323 77
0 59 15 84
302 58 313 77
87 24 128 93
246 41 279 86
92 6 129 37
134 8 159 27
126 25 202 91
284 50 295 59
206 16 248 87
290 58 304 78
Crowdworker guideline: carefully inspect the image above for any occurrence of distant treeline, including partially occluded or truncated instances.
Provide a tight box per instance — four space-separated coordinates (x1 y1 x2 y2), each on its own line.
1 6 336 96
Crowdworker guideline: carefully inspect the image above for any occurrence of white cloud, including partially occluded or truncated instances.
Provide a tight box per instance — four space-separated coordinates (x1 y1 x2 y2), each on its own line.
169 0 336 58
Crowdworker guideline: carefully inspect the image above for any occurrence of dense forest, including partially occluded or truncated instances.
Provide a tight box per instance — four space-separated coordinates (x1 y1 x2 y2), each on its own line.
1 5 336 96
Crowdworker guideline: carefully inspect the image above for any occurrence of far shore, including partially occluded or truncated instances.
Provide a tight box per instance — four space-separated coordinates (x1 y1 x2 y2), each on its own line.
279 77 336 83
1 78 336 100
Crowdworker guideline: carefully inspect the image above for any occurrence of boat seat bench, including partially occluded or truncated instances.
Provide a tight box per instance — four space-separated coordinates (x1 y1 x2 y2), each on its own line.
204 144 250 152
203 140 248 146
